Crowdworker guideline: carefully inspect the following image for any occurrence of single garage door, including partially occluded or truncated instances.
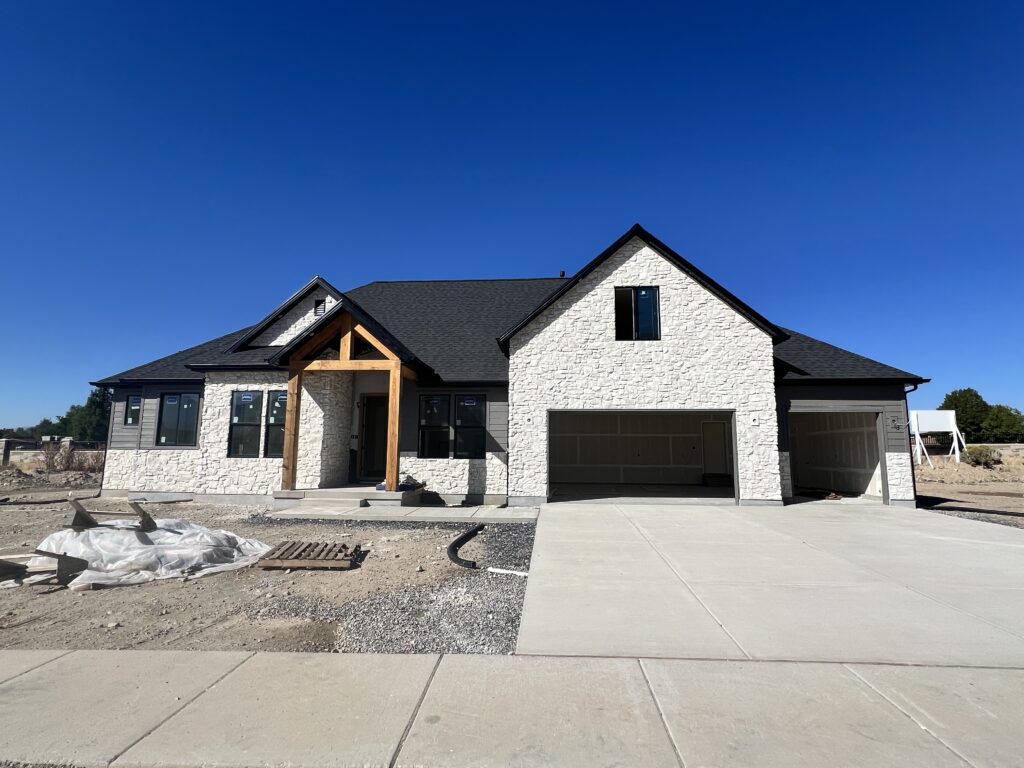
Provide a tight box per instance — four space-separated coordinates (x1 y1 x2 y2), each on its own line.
789 411 884 498
547 410 736 501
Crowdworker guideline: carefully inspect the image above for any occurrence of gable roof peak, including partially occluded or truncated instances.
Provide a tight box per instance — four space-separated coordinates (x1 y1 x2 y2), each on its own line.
227 275 343 352
498 224 787 347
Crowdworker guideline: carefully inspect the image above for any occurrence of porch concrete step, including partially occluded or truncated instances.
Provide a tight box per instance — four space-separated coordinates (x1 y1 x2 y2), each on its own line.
272 486 423 509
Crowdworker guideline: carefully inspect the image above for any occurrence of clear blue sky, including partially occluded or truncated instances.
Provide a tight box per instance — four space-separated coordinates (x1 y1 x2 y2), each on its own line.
2 1 1022 426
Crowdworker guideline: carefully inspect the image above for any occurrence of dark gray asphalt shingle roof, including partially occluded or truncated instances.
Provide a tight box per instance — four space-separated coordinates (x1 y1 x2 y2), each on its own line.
344 278 567 381
774 328 924 383
93 279 925 386
91 327 265 385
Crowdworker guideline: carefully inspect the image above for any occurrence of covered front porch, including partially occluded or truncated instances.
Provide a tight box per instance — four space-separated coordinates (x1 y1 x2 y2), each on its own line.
275 304 420 493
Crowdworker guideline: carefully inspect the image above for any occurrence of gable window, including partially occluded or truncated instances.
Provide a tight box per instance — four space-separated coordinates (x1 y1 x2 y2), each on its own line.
418 395 450 458
454 395 486 459
156 393 199 446
228 391 264 457
124 394 142 426
265 390 287 458
614 286 660 341
314 298 327 316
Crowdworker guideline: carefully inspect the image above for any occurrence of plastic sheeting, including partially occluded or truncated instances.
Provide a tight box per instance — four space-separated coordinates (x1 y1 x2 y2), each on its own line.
18 518 271 591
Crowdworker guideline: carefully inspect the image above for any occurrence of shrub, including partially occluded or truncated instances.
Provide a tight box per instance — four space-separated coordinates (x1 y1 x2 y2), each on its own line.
963 445 1002 468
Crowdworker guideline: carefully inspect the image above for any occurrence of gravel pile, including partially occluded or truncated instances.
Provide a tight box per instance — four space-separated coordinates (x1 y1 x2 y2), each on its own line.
245 521 536 654
0 468 101 490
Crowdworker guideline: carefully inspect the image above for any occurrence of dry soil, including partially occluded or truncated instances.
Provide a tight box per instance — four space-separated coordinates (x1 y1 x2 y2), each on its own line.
0 478 534 654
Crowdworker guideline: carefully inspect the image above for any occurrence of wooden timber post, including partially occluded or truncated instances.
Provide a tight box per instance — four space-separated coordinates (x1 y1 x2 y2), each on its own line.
385 361 402 492
281 366 303 491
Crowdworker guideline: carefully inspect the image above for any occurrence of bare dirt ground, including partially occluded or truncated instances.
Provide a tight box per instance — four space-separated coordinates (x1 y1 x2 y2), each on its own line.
915 456 1024 529
0 472 534 654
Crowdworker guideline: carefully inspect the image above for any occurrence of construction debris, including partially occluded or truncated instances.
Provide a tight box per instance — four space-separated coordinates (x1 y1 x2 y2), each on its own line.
259 541 363 571
1 499 269 591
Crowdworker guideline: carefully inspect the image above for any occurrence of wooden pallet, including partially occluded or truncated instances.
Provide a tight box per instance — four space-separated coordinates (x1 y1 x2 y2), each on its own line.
259 541 362 570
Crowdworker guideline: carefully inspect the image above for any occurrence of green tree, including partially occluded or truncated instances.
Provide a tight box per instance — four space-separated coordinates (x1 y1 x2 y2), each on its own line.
30 417 66 441
938 388 990 442
980 405 1024 443
61 388 111 441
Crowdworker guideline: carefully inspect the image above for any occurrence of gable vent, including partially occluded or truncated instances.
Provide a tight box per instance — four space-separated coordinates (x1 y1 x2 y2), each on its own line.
314 298 326 316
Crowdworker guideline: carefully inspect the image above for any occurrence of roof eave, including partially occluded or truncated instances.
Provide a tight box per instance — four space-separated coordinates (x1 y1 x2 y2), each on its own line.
779 376 930 386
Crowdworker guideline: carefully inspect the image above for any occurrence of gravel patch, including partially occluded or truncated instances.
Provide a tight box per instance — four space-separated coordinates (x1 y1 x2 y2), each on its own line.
244 520 535 654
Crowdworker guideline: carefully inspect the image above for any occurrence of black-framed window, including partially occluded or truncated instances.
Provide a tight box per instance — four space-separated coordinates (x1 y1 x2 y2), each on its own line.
454 395 486 459
156 393 199 446
614 286 661 340
124 394 142 426
265 390 287 458
314 298 326 316
418 395 450 458
228 391 264 457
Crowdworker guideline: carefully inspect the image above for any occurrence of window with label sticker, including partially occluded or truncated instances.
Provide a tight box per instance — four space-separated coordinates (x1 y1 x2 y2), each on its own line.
156 393 199 446
265 391 287 457
228 391 263 457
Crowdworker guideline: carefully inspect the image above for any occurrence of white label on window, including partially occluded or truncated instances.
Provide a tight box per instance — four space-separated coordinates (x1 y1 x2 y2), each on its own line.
242 393 253 402
464 399 476 406
166 396 178 405
233 416 238 423
160 436 166 444
278 394 287 402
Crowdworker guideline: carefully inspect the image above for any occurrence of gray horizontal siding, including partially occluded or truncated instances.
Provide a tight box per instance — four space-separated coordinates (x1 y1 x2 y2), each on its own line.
399 384 509 455
108 389 142 450
776 383 910 454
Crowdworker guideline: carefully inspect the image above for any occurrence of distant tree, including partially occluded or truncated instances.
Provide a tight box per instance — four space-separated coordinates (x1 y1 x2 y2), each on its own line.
938 388 989 442
61 388 111 441
31 417 66 441
980 405 1024 443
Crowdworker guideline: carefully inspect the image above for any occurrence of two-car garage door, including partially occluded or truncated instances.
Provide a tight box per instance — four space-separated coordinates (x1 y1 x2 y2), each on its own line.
547 410 736 500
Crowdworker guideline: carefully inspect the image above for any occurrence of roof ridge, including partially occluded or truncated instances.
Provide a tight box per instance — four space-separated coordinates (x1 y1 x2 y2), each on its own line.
352 277 568 287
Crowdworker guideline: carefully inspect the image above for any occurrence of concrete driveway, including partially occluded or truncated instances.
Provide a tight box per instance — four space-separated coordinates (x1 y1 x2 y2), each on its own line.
516 502 1024 665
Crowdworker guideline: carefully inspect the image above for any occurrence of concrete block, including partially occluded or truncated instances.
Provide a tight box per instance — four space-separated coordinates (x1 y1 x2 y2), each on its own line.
0 650 249 768
642 659 966 767
115 652 438 768
396 655 680 768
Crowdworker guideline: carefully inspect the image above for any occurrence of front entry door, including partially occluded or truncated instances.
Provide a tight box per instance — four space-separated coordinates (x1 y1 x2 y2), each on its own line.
359 394 389 481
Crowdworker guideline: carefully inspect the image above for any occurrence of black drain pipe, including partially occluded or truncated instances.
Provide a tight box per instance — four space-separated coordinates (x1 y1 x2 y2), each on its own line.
447 523 485 569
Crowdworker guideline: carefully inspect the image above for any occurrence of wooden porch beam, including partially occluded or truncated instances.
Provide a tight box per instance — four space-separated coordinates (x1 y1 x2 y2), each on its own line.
339 313 353 361
301 359 402 373
281 366 303 491
353 323 400 361
385 364 402 492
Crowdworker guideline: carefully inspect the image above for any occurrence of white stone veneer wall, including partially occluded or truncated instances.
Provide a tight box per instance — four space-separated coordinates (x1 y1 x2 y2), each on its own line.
399 452 508 498
885 451 915 502
253 287 338 346
779 451 793 498
507 236 782 502
103 370 353 496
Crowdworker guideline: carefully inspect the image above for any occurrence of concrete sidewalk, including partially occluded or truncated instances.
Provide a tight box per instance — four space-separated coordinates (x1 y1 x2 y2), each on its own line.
268 504 539 523
2 649 1023 767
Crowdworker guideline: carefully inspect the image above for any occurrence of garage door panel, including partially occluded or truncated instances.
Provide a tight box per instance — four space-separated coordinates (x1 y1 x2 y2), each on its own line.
549 435 579 466
671 436 702 467
790 411 882 497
